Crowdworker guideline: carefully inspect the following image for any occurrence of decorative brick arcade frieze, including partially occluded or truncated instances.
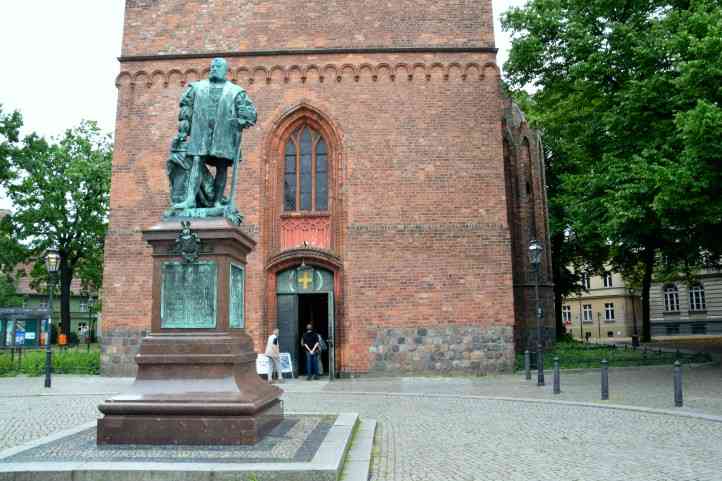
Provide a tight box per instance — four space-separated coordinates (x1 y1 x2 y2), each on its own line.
115 61 501 88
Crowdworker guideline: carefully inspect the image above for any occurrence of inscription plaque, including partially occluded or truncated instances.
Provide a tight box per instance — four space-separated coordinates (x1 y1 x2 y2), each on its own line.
161 261 217 329
229 263 245 328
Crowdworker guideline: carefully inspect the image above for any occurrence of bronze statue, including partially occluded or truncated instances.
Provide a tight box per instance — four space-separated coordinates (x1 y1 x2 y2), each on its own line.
166 58 257 219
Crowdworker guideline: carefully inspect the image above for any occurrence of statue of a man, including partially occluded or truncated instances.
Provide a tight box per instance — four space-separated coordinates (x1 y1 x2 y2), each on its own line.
171 57 257 209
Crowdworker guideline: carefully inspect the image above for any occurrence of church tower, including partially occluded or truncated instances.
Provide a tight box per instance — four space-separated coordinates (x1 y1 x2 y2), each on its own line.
102 0 554 376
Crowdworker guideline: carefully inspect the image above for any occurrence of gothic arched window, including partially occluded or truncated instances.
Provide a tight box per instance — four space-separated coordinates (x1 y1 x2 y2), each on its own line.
283 126 328 212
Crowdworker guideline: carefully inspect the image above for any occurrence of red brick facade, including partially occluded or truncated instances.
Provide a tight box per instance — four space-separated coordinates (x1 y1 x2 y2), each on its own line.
101 0 554 376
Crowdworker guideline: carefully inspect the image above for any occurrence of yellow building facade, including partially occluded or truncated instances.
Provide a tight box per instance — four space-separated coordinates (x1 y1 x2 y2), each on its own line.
563 271 642 341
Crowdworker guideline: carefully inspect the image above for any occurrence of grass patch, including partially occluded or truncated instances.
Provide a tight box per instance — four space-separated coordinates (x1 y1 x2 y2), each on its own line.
0 345 100 376
516 340 713 370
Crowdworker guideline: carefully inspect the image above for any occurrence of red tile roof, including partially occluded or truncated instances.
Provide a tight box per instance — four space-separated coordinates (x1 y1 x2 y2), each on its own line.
13 262 86 295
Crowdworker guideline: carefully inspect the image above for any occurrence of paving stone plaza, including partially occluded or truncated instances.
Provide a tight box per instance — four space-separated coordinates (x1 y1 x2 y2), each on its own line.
1 365 722 480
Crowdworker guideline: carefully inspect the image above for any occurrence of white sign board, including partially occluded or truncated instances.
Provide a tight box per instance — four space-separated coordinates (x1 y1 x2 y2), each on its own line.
256 353 295 377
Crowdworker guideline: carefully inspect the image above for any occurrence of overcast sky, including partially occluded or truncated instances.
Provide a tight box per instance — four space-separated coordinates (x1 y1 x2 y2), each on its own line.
0 0 525 209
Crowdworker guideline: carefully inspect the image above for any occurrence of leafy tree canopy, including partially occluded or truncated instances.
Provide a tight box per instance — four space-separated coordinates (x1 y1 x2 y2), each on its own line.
502 0 722 340
1 118 112 333
0 105 23 184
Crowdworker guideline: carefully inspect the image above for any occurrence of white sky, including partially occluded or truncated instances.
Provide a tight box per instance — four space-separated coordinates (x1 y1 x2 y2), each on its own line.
0 0 525 209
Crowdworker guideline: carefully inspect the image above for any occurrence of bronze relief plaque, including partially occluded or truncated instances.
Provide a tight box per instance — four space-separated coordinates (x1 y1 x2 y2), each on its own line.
229 263 245 329
161 261 217 329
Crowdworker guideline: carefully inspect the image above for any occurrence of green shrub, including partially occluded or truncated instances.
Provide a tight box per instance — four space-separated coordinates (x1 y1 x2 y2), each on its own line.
0 347 100 376
515 339 712 370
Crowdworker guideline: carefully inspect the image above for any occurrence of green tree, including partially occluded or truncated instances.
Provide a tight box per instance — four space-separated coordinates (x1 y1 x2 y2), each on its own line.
0 214 24 308
0 105 23 183
502 0 722 341
3 121 112 335
0 274 23 308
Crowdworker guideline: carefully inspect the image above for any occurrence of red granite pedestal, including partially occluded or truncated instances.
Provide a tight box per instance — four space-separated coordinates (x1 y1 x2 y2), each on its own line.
97 218 283 445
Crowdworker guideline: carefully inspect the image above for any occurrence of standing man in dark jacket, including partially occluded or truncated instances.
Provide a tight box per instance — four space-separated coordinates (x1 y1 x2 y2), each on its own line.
301 324 320 380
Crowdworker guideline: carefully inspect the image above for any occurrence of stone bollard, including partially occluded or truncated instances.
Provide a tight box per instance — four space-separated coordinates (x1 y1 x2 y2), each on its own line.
524 350 531 380
601 359 609 400
553 357 561 394
674 361 683 407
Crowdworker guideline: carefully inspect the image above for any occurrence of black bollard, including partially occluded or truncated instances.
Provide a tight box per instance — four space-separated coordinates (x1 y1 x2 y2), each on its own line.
601 359 609 400
537 348 545 386
553 357 561 394
524 350 531 381
674 361 683 407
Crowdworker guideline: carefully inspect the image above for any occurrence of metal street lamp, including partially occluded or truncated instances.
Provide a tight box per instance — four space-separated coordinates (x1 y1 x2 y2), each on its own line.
44 247 61 388
528 239 544 386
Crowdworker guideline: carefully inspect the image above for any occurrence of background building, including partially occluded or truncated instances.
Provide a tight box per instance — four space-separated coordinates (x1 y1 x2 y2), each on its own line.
563 270 641 341
650 269 722 336
14 271 98 341
101 0 554 376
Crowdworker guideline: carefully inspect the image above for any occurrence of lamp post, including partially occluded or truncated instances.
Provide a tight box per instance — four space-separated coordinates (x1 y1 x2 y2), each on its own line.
44 248 61 388
629 288 639 347
88 295 96 344
528 239 544 386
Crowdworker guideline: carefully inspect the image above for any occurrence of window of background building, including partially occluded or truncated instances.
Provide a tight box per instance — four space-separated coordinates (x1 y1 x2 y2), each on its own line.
79 301 88 313
583 304 593 322
603 272 613 288
284 126 328 213
664 285 680 312
604 302 615 321
692 323 707 334
689 284 706 311
562 305 571 322
581 273 591 290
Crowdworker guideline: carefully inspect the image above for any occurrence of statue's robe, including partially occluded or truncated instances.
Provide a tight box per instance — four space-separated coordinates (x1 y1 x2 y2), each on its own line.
180 79 257 163
166 145 216 207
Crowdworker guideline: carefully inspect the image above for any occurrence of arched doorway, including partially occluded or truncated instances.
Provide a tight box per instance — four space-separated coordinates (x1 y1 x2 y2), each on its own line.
276 265 335 378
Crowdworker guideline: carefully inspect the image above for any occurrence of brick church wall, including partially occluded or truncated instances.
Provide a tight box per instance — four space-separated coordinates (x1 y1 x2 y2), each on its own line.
502 101 555 350
101 0 547 376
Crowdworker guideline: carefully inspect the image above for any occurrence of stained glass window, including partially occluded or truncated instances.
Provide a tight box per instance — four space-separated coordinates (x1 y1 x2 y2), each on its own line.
283 125 329 213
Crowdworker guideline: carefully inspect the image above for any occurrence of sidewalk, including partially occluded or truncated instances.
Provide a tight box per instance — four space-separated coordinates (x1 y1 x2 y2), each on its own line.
2 369 722 481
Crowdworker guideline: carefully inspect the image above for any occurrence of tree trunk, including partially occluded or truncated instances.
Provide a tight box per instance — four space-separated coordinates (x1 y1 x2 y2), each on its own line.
59 257 73 337
551 232 566 340
641 247 655 343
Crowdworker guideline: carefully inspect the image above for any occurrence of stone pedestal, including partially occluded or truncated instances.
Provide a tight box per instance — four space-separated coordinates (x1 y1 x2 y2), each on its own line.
97 218 282 445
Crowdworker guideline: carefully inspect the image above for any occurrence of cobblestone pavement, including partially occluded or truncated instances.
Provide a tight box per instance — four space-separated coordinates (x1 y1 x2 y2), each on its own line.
1 367 722 481
322 363 722 417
